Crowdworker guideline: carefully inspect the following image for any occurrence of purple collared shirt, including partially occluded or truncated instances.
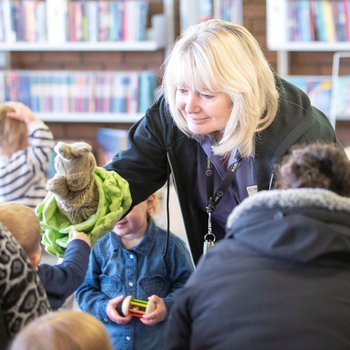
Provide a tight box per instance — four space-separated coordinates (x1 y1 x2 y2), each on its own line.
195 135 256 230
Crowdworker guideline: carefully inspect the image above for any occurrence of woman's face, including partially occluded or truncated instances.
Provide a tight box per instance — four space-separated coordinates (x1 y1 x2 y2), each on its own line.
175 86 233 140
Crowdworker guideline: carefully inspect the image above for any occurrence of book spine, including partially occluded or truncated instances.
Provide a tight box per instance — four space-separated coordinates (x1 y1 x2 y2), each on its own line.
298 0 311 42
322 0 336 42
46 0 67 43
344 0 350 40
86 1 98 42
139 71 156 113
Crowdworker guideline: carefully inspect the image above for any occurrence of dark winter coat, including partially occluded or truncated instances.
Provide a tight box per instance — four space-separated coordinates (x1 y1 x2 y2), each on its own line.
165 189 350 350
105 77 337 264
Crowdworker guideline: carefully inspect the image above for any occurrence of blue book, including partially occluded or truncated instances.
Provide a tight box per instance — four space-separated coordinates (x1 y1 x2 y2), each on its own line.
138 71 156 113
96 128 129 163
313 0 328 41
298 0 311 42
112 74 129 113
17 74 32 109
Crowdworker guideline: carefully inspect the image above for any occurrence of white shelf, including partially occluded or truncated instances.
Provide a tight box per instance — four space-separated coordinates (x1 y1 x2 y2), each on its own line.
269 42 350 52
38 112 143 123
0 41 164 52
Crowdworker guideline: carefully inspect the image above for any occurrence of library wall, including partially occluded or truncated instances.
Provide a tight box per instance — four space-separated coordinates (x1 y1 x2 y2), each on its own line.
243 0 350 146
5 0 166 163
7 0 350 153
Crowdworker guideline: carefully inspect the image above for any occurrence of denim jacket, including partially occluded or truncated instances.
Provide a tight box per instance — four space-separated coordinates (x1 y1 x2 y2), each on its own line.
76 220 194 350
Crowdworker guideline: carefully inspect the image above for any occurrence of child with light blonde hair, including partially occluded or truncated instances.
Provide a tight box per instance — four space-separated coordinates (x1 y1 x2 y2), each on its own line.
76 192 194 350
0 102 54 208
0 104 28 153
10 310 112 350
0 202 91 310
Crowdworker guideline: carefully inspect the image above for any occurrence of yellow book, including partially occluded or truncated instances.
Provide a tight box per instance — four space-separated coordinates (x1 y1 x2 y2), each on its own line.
322 0 336 42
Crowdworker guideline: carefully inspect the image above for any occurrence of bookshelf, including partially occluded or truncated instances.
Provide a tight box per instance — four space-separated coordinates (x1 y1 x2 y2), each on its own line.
266 0 350 123
179 0 242 32
267 0 350 75
0 41 164 52
36 112 142 124
0 0 174 123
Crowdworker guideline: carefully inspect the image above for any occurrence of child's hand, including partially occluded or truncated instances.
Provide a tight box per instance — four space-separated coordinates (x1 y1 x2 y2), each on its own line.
140 295 167 326
4 101 38 124
70 230 91 247
106 295 132 325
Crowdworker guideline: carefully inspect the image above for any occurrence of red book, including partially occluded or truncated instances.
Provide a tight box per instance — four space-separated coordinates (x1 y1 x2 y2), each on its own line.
309 0 316 41
344 0 350 40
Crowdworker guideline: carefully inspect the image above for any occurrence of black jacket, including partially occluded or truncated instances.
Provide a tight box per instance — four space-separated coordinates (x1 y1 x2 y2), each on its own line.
105 77 337 264
166 189 350 350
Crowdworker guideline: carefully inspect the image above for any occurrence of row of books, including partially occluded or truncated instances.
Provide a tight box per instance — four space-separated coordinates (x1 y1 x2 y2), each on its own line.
286 75 350 122
288 0 350 42
180 0 242 32
0 0 149 43
1 70 157 114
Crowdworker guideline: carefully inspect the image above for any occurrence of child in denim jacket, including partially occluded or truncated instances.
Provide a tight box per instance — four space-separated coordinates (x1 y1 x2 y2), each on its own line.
76 193 194 350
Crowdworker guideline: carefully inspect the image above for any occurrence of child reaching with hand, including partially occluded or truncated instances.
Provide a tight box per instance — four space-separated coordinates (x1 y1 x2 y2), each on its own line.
0 202 91 310
76 192 194 350
0 102 54 208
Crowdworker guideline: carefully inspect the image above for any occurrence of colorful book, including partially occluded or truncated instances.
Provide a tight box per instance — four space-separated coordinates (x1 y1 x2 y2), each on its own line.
298 0 311 42
343 0 350 40
332 1 346 41
331 75 350 120
322 0 336 42
286 75 332 117
139 71 156 113
96 128 128 164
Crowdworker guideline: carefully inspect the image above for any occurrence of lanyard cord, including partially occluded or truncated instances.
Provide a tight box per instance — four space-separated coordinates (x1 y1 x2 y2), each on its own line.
203 153 243 255
204 154 243 244
206 153 243 214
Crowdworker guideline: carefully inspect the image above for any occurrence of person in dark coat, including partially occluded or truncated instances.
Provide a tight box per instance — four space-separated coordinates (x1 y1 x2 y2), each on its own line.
104 19 338 264
165 142 350 350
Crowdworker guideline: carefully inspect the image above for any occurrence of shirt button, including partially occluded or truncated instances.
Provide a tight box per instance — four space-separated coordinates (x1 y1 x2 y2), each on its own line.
126 336 131 341
129 254 134 259
128 282 133 287
274 211 284 220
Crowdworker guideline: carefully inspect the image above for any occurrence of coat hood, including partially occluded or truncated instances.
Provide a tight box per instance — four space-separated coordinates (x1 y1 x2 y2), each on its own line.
226 189 350 263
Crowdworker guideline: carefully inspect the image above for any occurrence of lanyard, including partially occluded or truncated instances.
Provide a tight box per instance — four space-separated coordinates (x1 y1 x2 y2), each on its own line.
203 154 243 255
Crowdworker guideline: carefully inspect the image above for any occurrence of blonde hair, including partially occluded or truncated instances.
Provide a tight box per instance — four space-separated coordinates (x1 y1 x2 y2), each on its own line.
162 19 279 157
10 311 113 350
0 105 28 154
0 202 41 257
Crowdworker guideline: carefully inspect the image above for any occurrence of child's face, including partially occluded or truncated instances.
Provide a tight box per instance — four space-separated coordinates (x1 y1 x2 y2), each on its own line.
113 201 148 238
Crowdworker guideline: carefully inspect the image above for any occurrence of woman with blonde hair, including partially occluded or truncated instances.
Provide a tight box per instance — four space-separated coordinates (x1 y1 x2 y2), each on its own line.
10 311 112 350
104 19 337 264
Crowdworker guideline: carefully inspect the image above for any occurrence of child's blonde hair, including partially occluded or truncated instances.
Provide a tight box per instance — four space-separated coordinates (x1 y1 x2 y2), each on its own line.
0 202 41 257
0 105 28 154
10 311 113 350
